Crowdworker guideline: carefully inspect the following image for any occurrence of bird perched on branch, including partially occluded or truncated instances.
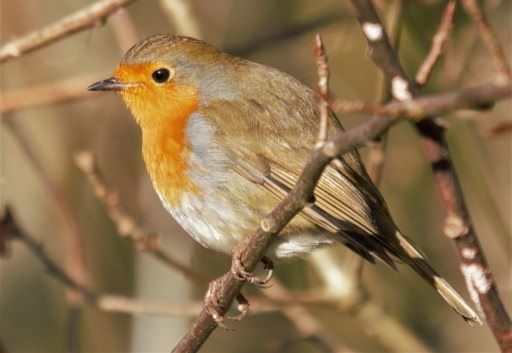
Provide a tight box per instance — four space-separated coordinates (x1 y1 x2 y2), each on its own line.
89 34 481 325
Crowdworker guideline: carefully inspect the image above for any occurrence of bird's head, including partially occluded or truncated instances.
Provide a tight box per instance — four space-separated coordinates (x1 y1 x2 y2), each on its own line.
88 34 237 130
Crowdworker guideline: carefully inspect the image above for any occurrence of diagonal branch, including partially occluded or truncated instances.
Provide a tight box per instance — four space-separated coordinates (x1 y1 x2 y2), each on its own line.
0 208 97 304
415 0 457 86
0 0 136 63
330 82 511 118
73 151 206 283
349 1 512 352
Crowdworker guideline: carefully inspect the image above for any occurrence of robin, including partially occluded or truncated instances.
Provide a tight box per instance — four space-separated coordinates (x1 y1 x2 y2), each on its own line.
89 34 480 325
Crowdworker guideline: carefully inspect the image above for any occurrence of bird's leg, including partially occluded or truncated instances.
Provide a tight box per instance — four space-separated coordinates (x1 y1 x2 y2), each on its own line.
205 279 250 329
229 293 250 321
232 251 274 287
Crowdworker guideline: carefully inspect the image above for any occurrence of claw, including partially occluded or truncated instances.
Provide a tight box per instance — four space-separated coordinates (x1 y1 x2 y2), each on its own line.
232 254 274 287
205 279 233 330
204 281 251 329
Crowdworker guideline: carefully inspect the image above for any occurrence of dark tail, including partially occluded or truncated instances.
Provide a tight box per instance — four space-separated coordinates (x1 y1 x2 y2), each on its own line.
394 231 482 325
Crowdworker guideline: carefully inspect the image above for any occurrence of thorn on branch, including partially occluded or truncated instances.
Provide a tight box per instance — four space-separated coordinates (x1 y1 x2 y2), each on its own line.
415 0 457 87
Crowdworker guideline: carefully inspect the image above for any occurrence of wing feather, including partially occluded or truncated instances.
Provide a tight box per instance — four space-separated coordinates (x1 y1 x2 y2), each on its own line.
196 60 397 265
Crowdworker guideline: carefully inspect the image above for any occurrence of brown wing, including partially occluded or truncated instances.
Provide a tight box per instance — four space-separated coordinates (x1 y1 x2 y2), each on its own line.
199 61 399 265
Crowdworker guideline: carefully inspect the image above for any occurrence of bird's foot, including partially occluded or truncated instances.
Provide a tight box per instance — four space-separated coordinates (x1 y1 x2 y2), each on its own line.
232 252 274 287
230 293 249 321
205 279 250 330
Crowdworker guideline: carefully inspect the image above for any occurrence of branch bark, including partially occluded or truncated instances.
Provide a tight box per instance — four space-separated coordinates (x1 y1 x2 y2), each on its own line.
349 1 512 352
415 0 456 86
0 0 135 63
330 82 511 118
73 151 206 283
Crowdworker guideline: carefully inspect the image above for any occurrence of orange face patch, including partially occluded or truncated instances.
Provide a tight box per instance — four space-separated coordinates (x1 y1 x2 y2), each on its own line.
114 63 200 206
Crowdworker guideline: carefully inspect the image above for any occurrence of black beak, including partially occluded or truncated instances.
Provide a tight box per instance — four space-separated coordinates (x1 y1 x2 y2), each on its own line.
88 77 130 91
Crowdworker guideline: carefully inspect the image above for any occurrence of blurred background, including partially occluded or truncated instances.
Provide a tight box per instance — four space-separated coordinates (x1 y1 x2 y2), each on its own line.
0 0 510 352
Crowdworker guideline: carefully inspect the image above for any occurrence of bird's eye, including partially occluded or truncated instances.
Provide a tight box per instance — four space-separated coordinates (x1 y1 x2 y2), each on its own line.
152 68 171 83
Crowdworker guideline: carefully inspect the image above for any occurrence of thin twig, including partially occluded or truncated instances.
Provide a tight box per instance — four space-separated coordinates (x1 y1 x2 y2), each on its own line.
0 209 300 317
461 0 512 82
73 151 206 283
0 75 96 115
3 118 88 306
0 209 96 303
0 207 419 331
314 34 330 147
415 0 457 87
330 82 511 118
349 1 512 352
0 0 135 63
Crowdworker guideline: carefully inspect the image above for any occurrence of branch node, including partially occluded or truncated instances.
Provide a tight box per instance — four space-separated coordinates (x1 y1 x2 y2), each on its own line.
443 213 468 239
260 217 274 233
391 76 413 101
362 22 384 42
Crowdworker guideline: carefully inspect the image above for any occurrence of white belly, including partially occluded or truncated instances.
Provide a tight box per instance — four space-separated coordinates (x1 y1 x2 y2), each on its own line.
157 190 243 254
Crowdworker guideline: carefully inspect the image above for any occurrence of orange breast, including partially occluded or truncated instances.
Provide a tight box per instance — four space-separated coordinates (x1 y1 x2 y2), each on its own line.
114 63 201 206
143 88 202 206
142 104 200 206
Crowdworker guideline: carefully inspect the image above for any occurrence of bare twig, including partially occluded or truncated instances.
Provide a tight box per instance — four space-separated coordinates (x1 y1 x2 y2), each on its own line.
314 34 330 147
0 75 96 115
3 118 88 306
349 1 512 351
73 151 206 282
0 0 135 63
97 294 287 317
0 209 294 317
0 206 420 334
415 0 457 86
0 209 96 303
330 82 511 118
461 0 512 82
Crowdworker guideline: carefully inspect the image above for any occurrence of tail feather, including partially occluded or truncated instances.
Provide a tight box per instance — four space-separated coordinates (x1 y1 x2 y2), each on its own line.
395 231 482 325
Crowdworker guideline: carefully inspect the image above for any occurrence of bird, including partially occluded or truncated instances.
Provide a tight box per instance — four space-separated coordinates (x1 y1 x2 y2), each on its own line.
88 34 481 325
